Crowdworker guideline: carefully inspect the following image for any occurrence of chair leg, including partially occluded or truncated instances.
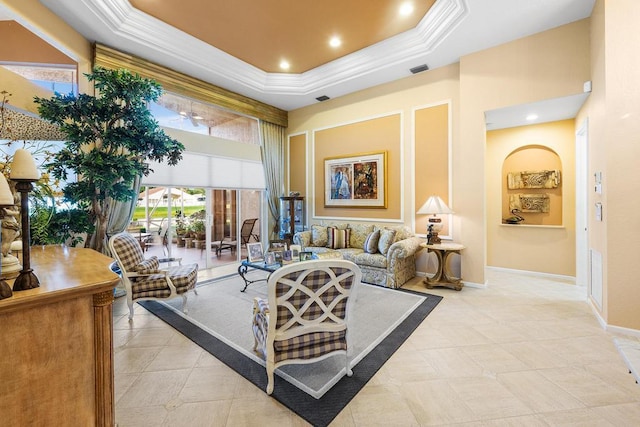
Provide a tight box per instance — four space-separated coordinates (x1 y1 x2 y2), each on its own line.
346 355 353 377
181 293 189 314
251 300 260 352
266 365 275 395
127 301 135 320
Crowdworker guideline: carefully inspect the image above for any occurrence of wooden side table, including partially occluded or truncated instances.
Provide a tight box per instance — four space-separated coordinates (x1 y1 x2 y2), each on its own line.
422 243 465 291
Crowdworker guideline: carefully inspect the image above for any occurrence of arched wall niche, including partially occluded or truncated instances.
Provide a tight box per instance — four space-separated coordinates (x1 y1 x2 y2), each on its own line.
502 145 563 226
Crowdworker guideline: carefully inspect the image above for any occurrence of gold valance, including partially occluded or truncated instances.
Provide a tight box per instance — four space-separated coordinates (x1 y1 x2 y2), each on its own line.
93 43 288 127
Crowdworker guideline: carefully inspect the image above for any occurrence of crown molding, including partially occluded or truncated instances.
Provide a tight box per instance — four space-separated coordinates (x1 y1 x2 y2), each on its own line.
40 0 468 109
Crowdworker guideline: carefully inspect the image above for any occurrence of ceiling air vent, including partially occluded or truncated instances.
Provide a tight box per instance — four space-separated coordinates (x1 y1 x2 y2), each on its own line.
316 95 330 102
410 64 429 74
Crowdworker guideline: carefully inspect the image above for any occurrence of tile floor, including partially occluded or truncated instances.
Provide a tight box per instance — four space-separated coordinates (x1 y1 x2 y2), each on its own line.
113 268 640 426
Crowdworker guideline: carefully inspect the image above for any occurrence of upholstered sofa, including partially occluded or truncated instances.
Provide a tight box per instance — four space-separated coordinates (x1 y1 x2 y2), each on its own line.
293 223 423 289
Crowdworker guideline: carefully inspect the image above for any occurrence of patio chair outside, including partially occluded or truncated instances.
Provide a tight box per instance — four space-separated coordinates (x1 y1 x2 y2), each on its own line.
213 218 259 256
142 219 169 255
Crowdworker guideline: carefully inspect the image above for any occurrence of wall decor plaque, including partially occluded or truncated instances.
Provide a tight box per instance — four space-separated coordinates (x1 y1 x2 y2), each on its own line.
507 170 560 189
509 194 550 213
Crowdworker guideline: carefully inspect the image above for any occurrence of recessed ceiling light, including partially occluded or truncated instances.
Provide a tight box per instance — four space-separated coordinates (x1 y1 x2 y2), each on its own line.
526 114 538 121
329 36 342 48
280 60 290 70
193 115 203 120
399 2 414 16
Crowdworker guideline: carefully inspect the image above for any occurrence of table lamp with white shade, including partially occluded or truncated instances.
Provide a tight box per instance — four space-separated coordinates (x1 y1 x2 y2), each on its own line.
417 195 453 245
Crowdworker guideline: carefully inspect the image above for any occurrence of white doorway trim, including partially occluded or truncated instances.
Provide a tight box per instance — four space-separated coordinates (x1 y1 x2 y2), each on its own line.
575 118 589 290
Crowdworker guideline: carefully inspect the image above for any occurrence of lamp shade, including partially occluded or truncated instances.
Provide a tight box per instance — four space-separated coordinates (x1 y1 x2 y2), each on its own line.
0 173 14 206
417 195 453 215
10 149 40 180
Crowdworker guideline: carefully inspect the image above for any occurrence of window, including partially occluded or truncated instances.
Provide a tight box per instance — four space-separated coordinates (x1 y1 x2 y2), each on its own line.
2 64 77 95
150 92 259 144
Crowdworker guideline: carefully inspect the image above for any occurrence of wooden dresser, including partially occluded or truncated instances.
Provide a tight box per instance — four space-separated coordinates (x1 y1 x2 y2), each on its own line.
0 245 119 427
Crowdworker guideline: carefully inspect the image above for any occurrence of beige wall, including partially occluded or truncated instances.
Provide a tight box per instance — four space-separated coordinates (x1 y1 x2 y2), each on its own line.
486 120 576 276
288 133 307 197
313 114 402 220
415 103 450 238
576 0 640 330
288 20 590 286
288 63 459 230
458 19 590 284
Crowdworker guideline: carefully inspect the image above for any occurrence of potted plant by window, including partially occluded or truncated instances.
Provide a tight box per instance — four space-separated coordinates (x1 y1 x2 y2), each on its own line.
192 219 206 241
175 214 188 247
35 67 185 253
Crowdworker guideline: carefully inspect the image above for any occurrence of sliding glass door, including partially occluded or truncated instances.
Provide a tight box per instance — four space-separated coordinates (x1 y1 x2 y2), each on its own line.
135 186 263 272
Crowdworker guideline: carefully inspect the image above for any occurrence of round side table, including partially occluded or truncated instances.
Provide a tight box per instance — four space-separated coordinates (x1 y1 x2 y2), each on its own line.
422 243 465 291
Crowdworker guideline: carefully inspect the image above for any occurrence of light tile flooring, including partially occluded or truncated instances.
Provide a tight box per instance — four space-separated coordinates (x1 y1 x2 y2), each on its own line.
113 269 640 426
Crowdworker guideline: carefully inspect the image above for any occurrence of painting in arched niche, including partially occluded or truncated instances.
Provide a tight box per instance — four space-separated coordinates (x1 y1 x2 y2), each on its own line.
502 145 563 226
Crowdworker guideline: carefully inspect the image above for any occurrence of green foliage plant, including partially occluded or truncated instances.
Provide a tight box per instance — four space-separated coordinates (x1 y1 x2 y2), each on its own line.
35 67 184 253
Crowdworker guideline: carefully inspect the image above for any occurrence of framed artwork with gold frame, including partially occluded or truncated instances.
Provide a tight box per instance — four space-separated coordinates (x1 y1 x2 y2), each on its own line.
324 151 387 208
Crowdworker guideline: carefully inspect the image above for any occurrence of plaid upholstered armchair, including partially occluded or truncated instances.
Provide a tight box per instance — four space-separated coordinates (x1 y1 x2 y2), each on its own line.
251 259 361 395
109 232 198 320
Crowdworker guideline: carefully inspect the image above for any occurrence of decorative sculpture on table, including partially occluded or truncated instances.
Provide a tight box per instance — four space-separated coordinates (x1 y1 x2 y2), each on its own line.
0 173 15 299
0 201 21 277
504 209 525 224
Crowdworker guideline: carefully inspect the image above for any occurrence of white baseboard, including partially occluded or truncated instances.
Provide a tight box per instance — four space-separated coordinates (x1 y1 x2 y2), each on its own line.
486 266 576 284
588 299 608 330
607 323 640 339
415 271 486 289
462 280 487 289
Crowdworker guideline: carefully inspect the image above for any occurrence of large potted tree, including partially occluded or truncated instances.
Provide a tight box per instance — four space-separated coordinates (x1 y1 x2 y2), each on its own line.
35 67 184 253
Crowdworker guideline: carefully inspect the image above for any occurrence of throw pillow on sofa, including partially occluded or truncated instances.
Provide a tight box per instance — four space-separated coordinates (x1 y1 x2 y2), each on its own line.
377 229 396 255
349 223 374 249
325 222 348 230
311 225 328 247
364 229 380 254
392 225 413 242
327 227 350 249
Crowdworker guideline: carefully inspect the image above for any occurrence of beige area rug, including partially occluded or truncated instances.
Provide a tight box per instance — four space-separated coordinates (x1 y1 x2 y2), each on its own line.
140 269 442 426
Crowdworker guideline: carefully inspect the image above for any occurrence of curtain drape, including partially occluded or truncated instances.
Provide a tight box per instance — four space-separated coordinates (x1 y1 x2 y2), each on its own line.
103 175 142 256
260 120 285 240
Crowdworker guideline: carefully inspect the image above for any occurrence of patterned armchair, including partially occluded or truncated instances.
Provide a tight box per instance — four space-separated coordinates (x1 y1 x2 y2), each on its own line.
109 232 198 320
251 259 361 395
